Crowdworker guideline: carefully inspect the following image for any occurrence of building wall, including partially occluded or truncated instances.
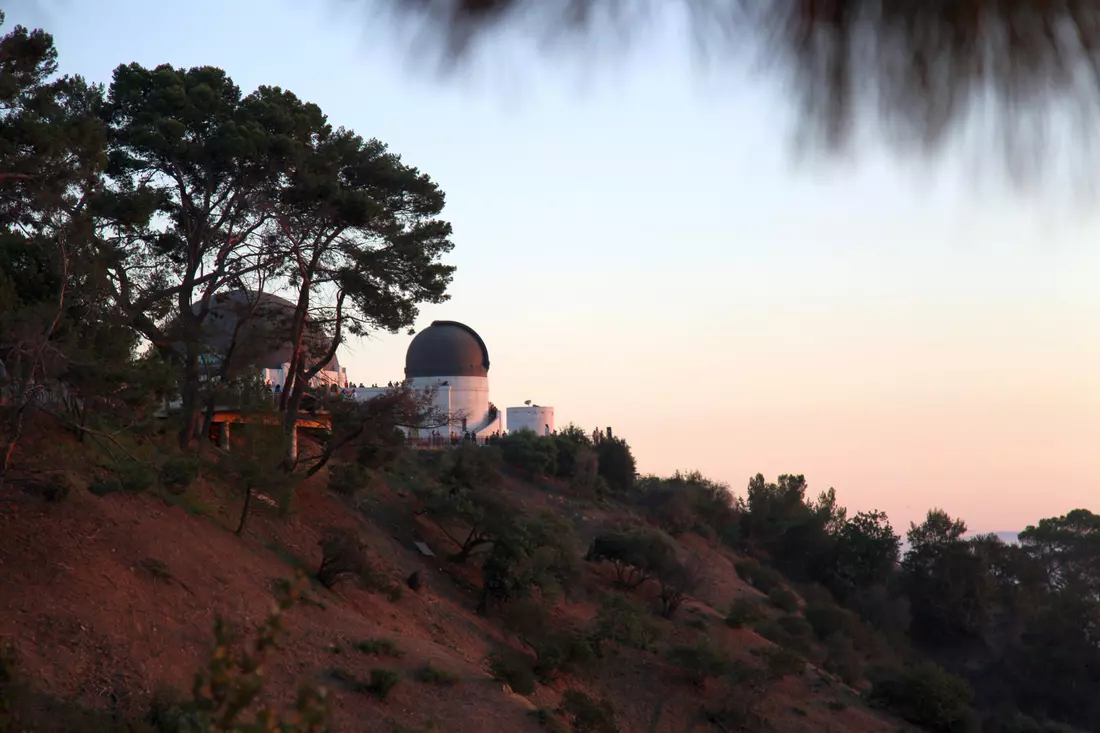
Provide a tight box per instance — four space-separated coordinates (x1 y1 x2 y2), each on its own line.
263 363 346 390
507 406 555 436
353 376 503 438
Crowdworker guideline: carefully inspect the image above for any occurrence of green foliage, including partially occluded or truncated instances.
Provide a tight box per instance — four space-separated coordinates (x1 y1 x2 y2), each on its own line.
776 613 813 639
756 645 807 679
739 474 846 582
725 598 767 628
548 424 590 477
488 650 536 695
160 454 200 494
439 441 503 491
654 553 706 619
533 708 570 733
21 472 76 502
592 593 664 650
217 425 297 532
595 437 635 495
586 526 677 589
352 638 404 658
89 476 121 497
530 634 596 680
327 462 368 496
479 512 583 613
559 690 618 733
316 527 367 589
635 470 741 541
754 619 813 656
734 559 783 594
181 573 330 732
666 638 732 687
418 470 513 563
365 668 401 701
804 601 852 640
832 510 901 598
823 632 863 684
499 429 557 478
567 445 605 496
413 665 459 686
870 661 974 733
118 461 157 493
768 586 800 612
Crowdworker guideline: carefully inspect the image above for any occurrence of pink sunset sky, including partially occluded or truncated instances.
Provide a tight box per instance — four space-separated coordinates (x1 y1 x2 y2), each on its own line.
19 0 1099 535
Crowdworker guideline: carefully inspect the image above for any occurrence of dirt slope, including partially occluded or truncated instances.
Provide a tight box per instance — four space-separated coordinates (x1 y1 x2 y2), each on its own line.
0 423 916 733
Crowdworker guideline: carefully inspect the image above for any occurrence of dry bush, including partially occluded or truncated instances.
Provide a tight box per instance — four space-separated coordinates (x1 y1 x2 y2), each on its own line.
317 527 367 589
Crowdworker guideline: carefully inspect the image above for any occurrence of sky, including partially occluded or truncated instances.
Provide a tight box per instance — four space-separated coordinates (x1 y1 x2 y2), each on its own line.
9 0 1099 535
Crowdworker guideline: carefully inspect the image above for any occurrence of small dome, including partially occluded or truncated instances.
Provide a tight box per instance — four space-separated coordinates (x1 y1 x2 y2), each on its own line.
405 321 489 379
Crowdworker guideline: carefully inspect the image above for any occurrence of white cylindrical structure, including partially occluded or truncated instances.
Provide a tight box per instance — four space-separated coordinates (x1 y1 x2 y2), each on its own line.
410 375 502 436
507 406 555 436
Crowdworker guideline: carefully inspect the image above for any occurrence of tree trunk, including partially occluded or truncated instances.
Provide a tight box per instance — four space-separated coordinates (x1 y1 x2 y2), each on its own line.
236 483 252 535
0 402 27 486
449 535 489 564
178 351 201 451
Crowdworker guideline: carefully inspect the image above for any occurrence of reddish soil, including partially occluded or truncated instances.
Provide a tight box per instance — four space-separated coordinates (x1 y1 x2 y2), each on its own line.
0 420 916 732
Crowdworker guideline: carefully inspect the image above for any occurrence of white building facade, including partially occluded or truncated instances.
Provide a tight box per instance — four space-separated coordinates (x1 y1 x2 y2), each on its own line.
354 321 504 439
505 405 556 436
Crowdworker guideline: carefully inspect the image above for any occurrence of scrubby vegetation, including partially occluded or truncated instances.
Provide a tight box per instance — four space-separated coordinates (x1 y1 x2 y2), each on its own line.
3 10 1100 733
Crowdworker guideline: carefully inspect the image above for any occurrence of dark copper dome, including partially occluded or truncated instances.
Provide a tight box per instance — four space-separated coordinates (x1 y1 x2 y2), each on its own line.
405 321 489 379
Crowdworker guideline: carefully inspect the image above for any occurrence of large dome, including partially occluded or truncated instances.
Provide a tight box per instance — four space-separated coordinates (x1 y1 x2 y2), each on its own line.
405 321 489 379
193 290 335 373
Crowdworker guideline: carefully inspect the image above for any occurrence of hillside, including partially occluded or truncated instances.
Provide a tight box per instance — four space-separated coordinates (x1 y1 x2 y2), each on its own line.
0 416 920 733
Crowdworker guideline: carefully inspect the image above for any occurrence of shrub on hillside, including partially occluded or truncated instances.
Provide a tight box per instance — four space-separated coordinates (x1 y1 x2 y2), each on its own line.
489 650 536 695
560 690 619 733
327 462 368 495
667 638 732 687
754 619 814 656
734 559 783 594
869 661 974 733
656 554 707 619
499 429 557 478
551 425 591 479
635 470 741 541
160 454 199 494
586 526 676 589
823 632 863 685
725 598 767 628
439 441 503 490
365 668 401 700
768 586 800 612
595 437 635 495
593 593 664 651
756 645 807 679
479 512 583 613
568 446 605 496
533 708 571 733
23 473 76 502
317 528 367 589
353 638 404 658
805 601 852 640
119 461 156 493
531 634 596 680
776 614 814 640
414 664 459 686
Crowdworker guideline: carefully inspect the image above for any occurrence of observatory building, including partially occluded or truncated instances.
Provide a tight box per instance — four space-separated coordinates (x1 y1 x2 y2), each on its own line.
506 405 555 436
192 290 347 389
355 320 553 440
